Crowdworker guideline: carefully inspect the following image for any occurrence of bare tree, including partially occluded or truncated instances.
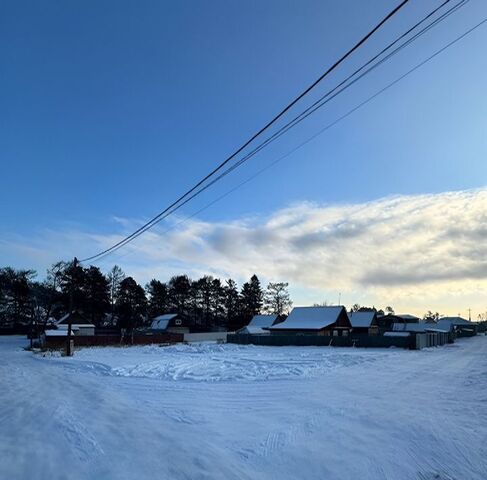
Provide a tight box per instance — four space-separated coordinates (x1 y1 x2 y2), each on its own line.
264 282 292 316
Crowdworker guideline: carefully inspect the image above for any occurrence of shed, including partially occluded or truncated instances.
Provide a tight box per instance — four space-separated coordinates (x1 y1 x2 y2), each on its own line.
349 311 378 335
376 313 420 331
55 311 95 336
238 314 279 335
438 316 477 336
268 306 351 336
151 313 189 334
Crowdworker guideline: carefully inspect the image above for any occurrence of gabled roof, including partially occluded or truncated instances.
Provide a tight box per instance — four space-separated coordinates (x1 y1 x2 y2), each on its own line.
440 316 471 326
395 314 421 322
151 313 178 330
239 326 271 335
56 311 94 326
349 311 377 328
268 306 345 331
248 314 278 328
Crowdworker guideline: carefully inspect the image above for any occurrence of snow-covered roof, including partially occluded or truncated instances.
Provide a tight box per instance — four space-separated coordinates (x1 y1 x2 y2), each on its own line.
440 316 471 326
392 322 450 334
268 306 344 331
248 314 278 328
349 311 376 328
240 326 271 335
56 312 94 326
151 314 178 330
45 329 72 336
395 314 420 322
384 331 410 337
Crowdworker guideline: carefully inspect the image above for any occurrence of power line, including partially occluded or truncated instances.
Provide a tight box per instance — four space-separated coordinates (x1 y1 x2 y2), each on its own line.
90 16 487 267
80 0 411 262
83 0 465 263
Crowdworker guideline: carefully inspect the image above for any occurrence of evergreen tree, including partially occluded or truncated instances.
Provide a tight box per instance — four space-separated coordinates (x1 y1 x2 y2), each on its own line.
0 267 36 326
264 282 292 316
58 260 86 314
240 274 263 322
168 275 192 315
224 278 240 326
116 277 147 330
146 279 169 318
83 266 110 326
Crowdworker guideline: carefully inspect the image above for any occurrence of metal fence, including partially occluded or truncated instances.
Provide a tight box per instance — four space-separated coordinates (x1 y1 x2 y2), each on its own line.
228 333 413 349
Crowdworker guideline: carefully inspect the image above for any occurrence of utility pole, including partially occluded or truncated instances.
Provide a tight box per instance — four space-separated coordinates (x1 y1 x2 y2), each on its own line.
468 308 471 322
66 257 78 357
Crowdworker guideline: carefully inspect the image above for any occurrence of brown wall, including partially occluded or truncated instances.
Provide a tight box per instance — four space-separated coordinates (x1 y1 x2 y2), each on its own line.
44 333 184 349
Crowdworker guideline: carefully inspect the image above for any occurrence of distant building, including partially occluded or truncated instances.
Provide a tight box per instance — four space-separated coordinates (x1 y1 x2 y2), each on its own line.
150 313 189 334
377 313 420 332
268 306 351 336
349 311 378 335
55 311 95 336
438 317 477 336
238 314 279 335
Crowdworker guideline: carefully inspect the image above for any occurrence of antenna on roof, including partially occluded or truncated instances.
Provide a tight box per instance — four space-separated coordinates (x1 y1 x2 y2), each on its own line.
338 293 341 306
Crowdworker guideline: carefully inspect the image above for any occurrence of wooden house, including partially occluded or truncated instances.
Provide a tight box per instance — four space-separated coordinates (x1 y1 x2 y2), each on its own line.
268 306 351 336
349 311 378 335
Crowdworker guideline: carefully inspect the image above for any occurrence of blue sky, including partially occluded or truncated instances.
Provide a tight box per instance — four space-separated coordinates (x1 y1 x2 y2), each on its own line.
1 0 486 316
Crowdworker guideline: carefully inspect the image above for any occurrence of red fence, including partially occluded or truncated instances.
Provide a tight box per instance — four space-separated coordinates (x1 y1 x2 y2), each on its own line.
44 333 184 349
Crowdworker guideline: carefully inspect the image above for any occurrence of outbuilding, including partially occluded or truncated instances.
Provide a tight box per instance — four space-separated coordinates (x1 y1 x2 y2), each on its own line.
151 313 189 334
238 314 279 335
55 311 95 336
349 311 378 335
268 306 351 336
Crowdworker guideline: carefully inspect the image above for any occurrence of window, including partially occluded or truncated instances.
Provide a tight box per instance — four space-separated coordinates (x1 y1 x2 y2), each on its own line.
333 330 339 337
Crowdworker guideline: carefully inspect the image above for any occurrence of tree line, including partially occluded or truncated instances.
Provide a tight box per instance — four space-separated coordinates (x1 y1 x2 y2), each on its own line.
0 262 292 332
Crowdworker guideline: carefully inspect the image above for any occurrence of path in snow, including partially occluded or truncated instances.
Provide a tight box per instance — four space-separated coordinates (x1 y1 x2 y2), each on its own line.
1 336 486 480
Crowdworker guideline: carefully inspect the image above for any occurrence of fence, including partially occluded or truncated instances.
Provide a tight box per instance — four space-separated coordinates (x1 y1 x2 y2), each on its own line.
228 333 414 349
183 332 228 343
43 332 184 349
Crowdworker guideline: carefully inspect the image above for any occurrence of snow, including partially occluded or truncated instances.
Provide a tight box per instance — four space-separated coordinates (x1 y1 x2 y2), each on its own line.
247 314 278 328
1 336 486 480
349 311 376 328
151 313 178 330
269 306 343 330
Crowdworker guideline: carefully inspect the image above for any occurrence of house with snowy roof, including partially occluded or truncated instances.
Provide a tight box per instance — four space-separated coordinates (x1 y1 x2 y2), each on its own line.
349 311 378 335
150 313 189 334
268 306 351 336
238 314 279 334
54 311 95 336
438 317 477 336
376 313 420 331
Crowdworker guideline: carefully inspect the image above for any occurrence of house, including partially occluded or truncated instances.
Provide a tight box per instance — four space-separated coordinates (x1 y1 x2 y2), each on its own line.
150 313 189 334
55 311 95 336
349 311 378 335
268 306 352 336
377 313 420 331
438 317 477 336
238 314 279 334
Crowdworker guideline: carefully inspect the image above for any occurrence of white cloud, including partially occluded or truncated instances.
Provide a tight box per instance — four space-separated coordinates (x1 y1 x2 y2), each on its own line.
1 188 486 317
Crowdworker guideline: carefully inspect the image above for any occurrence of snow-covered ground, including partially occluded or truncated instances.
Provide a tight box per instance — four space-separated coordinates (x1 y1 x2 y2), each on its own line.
1 337 486 480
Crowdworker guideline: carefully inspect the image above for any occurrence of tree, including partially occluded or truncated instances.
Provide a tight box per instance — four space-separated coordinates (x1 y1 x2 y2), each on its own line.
264 282 292 316
107 265 125 316
385 306 395 315
116 277 147 330
0 267 37 326
423 311 441 322
58 260 86 313
83 266 110 326
168 275 192 315
224 279 240 326
240 274 263 322
146 279 169 318
351 303 361 313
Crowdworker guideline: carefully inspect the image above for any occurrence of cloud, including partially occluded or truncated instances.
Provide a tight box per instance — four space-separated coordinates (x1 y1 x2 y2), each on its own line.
1 188 486 315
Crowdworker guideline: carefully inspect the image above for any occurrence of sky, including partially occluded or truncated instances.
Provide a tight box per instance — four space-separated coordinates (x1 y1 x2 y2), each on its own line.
1 0 486 318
